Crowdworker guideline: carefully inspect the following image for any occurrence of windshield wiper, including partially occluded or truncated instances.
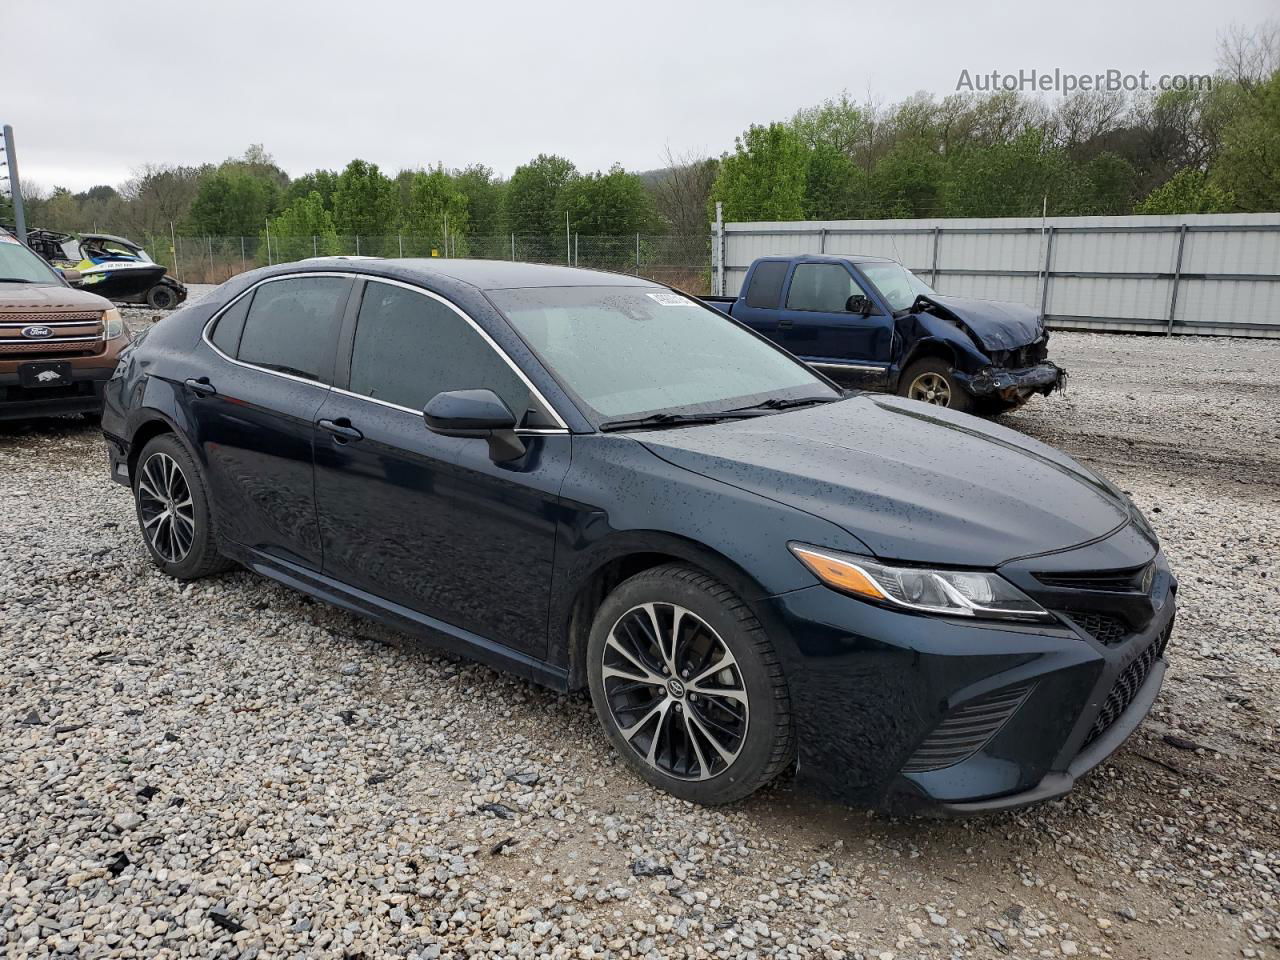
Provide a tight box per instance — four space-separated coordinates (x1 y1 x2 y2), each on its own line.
723 395 841 414
598 411 750 432
0 277 38 283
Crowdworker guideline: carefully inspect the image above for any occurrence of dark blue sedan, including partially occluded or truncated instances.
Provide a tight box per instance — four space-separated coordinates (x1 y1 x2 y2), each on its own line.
100 259 1175 813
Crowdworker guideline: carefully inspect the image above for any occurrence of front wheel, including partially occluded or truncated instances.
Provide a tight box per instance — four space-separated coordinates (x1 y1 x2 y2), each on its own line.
586 564 794 805
898 357 974 413
146 283 178 310
133 434 233 580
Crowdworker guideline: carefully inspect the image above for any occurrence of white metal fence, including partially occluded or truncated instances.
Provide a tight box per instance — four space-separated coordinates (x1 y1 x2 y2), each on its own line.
712 213 1280 338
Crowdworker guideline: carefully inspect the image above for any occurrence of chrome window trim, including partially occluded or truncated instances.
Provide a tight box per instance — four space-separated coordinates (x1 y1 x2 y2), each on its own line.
201 272 571 430
811 361 887 373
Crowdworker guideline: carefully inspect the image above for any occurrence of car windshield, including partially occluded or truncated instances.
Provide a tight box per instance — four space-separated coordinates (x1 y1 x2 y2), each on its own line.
859 262 935 312
0 236 62 283
489 286 838 422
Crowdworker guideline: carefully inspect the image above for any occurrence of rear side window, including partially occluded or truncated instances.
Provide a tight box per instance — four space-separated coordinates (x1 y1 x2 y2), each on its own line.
744 261 788 309
348 281 532 420
209 292 251 356
786 263 865 313
236 277 350 382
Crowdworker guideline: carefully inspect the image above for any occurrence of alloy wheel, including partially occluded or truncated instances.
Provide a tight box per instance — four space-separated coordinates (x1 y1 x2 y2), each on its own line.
601 602 749 781
137 452 196 563
908 371 952 406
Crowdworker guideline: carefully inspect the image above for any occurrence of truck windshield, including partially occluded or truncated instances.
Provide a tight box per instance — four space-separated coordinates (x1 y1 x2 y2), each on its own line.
0 237 63 283
490 286 837 422
859 262 935 312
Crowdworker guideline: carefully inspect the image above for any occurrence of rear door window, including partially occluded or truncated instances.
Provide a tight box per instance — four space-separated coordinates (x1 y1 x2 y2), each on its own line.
348 280 534 421
209 293 252 357
744 261 789 308
236 276 351 382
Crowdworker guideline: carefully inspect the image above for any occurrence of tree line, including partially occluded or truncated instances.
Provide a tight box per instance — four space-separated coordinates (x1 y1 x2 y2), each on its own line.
6 22 1276 250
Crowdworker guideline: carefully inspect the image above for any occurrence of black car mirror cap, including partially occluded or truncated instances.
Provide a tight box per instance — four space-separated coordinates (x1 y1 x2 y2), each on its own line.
423 389 525 462
846 294 876 316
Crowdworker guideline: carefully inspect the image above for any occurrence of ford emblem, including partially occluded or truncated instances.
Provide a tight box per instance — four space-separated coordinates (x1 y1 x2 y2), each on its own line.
21 325 53 339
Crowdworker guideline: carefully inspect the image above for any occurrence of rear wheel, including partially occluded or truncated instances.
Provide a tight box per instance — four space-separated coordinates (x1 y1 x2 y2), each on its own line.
898 357 974 413
586 564 793 805
146 283 178 310
133 434 233 579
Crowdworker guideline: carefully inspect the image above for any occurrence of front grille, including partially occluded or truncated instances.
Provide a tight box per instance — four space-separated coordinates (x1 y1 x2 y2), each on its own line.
903 683 1035 773
1065 612 1130 646
1082 640 1162 749
1035 563 1152 592
1 312 106 360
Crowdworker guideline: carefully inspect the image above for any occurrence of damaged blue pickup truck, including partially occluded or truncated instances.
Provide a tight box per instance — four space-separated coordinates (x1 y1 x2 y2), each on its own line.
701 255 1065 415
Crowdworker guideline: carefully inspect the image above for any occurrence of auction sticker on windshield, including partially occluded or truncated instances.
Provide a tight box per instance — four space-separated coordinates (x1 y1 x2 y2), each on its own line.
646 292 690 306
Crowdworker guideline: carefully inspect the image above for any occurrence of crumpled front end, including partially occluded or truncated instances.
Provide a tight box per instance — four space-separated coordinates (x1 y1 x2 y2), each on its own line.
962 359 1067 400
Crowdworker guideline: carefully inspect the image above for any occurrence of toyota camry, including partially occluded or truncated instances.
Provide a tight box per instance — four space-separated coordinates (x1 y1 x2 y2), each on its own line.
100 259 1176 813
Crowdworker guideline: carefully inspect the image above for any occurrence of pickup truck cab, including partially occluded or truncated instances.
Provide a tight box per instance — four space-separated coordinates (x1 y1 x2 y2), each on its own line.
702 255 1065 415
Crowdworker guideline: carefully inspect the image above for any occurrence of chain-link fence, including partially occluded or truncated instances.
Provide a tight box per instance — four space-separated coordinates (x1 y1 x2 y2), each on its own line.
128 233 711 293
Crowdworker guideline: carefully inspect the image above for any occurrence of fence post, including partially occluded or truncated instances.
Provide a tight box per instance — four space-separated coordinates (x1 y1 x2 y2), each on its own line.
355 235 360 256
635 233 641 275
170 222 182 282
313 236 317 257
240 237 246 275
398 233 403 257
574 233 578 267
207 236 214 281
1038 226 1055 320
511 233 516 261
1166 223 1188 336
265 221 272 265
713 202 725 296
819 227 827 254
565 212 571 265
930 226 941 286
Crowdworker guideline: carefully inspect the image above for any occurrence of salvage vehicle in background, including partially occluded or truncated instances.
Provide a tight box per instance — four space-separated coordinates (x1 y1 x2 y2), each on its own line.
102 258 1173 814
26 229 188 310
0 230 128 420
701 254 1065 415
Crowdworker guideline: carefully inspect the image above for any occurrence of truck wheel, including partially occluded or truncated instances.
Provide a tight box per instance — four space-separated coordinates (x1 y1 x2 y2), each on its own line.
146 284 178 310
586 564 794 805
899 358 974 414
133 434 234 580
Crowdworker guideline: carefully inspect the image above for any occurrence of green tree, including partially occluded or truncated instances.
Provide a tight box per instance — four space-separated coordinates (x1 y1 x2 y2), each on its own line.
453 164 506 236
332 159 398 253
265 191 339 262
402 166 470 254
1136 168 1235 213
505 154 577 235
186 169 280 236
562 165 655 235
285 170 339 211
790 91 867 157
803 143 864 218
868 140 946 217
1210 71 1280 210
943 131 1080 217
1076 152 1139 215
709 123 809 221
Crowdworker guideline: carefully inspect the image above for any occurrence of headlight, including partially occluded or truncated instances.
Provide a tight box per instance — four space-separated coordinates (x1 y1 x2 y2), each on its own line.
789 544 1051 621
102 308 125 340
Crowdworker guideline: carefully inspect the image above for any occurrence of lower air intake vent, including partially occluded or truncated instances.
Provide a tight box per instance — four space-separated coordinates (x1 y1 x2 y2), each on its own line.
1082 640 1161 749
1065 612 1130 646
902 683 1035 773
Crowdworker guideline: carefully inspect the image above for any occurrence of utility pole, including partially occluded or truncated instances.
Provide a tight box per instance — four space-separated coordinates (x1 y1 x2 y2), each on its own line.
2 125 28 245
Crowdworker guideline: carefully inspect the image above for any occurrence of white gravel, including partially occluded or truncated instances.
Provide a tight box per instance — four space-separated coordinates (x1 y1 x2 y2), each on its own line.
1 320 1277 959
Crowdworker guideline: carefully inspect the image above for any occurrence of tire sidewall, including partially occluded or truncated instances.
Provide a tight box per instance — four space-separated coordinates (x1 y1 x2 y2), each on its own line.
133 434 218 579
147 286 176 310
586 569 786 805
900 357 974 413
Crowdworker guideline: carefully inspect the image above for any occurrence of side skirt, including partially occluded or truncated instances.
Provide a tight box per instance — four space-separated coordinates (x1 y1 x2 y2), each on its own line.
219 540 571 692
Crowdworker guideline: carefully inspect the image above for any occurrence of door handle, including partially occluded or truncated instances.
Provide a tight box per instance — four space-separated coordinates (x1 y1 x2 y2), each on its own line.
318 418 364 443
184 377 216 397
777 317 793 330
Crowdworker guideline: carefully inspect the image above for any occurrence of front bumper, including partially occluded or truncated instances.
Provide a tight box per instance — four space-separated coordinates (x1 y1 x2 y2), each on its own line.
963 361 1065 400
756 543 1175 814
0 364 114 421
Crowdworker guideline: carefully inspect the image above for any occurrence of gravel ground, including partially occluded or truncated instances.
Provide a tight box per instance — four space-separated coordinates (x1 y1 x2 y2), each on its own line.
1 302 1278 959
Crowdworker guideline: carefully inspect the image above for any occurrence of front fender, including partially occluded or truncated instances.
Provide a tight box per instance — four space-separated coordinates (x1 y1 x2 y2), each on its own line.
897 312 992 376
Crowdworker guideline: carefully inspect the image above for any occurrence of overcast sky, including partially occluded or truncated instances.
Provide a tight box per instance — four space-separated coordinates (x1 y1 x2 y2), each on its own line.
7 0 1275 192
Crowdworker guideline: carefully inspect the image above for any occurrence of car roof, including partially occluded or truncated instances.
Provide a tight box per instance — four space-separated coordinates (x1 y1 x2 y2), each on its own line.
757 253 898 266
315 257 664 291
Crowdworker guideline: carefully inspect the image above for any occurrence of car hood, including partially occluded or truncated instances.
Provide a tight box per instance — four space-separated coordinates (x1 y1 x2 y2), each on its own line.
914 294 1044 352
0 282 112 313
638 395 1131 567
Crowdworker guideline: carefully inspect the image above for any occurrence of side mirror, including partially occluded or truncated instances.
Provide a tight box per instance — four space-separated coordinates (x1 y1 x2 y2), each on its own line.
423 388 525 462
61 268 83 284
846 294 874 316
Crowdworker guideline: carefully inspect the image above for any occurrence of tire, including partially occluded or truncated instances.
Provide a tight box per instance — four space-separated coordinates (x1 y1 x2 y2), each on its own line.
146 284 178 310
898 357 974 413
586 564 794 805
133 433 233 580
